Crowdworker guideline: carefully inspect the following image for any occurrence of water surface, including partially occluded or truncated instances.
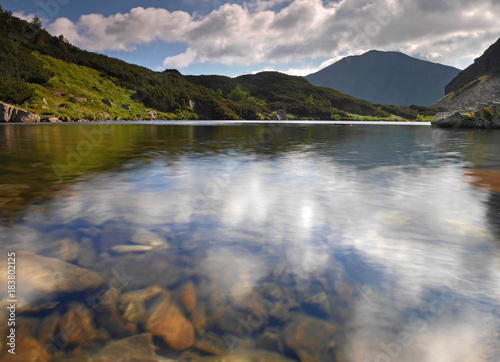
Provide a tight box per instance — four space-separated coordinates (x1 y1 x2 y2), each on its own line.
0 122 499 361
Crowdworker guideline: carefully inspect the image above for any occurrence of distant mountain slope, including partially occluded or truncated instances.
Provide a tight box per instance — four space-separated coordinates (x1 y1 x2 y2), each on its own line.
306 50 461 106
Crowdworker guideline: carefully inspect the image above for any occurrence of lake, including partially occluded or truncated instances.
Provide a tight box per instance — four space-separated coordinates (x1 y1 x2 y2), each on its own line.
0 122 499 361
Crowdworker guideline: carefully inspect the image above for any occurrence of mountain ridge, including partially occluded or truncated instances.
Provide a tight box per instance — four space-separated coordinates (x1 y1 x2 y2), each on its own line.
306 50 461 107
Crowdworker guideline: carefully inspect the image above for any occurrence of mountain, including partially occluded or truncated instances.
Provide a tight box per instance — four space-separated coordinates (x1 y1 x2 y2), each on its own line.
434 38 500 112
0 6 438 121
306 50 461 107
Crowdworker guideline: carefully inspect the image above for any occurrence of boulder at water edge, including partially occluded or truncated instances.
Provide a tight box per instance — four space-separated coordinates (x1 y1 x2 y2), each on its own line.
0 101 40 123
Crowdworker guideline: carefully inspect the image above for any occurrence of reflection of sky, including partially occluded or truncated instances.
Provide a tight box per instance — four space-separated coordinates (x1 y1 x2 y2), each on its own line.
3 128 500 361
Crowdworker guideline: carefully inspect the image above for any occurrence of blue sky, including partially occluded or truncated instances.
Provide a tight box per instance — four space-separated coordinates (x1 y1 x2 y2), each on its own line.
3 0 500 77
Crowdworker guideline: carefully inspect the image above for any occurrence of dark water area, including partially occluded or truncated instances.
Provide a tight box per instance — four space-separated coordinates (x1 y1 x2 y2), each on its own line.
0 122 499 361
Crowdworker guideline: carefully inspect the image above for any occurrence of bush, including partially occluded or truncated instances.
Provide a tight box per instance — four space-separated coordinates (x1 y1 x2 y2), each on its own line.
0 76 34 104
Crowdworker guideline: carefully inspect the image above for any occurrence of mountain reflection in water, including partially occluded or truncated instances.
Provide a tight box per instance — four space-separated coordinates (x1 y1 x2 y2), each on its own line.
0 123 498 361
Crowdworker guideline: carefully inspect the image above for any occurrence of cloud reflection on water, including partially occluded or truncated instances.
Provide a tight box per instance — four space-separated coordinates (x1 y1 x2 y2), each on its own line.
3 127 499 360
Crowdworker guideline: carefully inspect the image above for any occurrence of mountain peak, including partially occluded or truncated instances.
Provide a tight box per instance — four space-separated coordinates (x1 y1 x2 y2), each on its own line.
307 51 460 106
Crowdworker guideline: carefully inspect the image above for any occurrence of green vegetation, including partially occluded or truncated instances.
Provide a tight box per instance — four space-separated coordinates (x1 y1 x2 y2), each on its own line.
187 72 386 119
0 6 233 119
30 54 181 120
375 104 442 120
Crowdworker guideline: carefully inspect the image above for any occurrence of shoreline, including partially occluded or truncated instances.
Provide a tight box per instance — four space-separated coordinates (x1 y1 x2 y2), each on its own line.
1 119 432 126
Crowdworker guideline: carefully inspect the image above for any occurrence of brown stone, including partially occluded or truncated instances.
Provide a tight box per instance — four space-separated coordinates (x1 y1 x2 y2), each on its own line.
1 336 43 361
123 301 147 324
59 304 101 345
120 285 163 305
193 339 225 356
92 333 167 362
38 312 61 345
192 306 207 336
284 316 337 362
192 350 294 361
146 292 195 351
181 281 197 313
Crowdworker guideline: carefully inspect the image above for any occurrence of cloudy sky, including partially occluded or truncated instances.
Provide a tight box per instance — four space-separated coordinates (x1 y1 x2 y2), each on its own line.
3 0 500 76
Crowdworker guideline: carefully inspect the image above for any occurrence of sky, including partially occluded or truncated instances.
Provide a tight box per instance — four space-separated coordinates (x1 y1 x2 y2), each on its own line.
3 0 500 77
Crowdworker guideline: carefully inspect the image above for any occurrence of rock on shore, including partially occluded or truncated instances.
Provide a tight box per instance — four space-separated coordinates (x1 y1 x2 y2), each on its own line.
0 101 40 123
432 103 500 128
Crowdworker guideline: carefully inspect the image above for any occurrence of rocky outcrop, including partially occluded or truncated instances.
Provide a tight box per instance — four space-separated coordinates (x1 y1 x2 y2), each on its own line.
432 111 473 128
147 110 158 120
41 115 61 123
435 38 500 122
445 37 500 95
434 75 500 112
432 103 500 128
0 101 40 123
272 110 288 121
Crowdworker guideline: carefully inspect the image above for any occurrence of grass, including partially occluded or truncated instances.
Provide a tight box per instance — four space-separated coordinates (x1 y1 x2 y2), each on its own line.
25 53 190 120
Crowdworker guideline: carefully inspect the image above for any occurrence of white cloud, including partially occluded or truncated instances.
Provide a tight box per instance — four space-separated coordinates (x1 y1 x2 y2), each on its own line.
13 11 36 22
46 0 500 72
13 11 48 25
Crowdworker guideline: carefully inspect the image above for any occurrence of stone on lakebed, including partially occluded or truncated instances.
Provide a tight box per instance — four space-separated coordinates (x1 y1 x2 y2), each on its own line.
145 291 195 351
0 251 104 305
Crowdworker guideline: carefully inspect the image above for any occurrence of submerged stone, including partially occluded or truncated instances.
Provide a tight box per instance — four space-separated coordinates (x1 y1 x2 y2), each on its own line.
77 237 97 267
91 333 173 362
145 291 195 351
190 350 294 361
181 281 197 313
191 306 207 336
111 245 154 253
131 229 168 248
0 251 104 305
59 304 108 345
284 316 337 362
120 285 164 305
302 292 331 317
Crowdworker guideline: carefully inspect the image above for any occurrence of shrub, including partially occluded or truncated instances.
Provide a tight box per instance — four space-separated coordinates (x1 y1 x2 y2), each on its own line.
0 76 34 104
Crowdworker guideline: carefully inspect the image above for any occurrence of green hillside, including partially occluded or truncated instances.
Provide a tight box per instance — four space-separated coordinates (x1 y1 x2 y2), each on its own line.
187 72 391 119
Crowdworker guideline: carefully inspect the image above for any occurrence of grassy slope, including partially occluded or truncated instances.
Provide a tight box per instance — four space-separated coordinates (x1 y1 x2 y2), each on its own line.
24 53 192 120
